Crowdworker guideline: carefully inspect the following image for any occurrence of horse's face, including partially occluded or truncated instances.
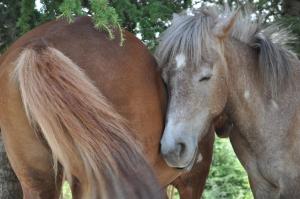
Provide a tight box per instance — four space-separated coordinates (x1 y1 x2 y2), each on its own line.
160 51 228 169
159 12 237 169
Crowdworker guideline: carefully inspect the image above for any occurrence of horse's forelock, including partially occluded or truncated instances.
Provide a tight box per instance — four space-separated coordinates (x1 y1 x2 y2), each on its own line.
156 4 298 97
155 9 219 71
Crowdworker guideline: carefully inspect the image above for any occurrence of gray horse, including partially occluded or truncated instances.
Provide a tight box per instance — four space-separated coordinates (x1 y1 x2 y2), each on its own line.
156 5 300 198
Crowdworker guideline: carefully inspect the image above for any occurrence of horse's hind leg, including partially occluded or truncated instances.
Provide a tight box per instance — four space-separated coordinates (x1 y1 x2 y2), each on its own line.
1 123 63 199
0 74 64 198
1 124 63 199
0 100 63 199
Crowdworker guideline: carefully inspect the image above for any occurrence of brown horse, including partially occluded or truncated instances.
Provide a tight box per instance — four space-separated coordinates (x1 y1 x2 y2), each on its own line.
0 17 164 199
156 5 300 199
0 16 213 198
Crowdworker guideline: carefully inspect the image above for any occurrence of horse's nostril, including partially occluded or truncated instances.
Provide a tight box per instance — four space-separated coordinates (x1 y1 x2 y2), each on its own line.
175 142 186 158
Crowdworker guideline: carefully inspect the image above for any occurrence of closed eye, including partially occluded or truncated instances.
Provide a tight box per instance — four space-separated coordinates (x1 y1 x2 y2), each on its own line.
199 76 211 82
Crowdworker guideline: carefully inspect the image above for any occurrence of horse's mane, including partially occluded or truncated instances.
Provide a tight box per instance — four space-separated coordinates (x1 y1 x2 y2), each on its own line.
155 5 298 97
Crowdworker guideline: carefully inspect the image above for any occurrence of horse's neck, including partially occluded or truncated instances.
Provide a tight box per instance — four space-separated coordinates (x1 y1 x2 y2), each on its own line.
224 40 300 143
224 41 261 137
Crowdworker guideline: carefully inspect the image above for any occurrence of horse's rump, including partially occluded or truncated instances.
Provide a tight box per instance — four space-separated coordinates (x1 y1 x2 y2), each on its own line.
12 40 163 199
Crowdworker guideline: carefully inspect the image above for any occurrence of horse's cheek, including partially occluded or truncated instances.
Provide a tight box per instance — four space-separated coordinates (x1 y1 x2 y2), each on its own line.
209 78 228 117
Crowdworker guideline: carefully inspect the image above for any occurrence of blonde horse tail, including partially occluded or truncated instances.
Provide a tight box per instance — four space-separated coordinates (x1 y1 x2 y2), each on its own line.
13 43 163 199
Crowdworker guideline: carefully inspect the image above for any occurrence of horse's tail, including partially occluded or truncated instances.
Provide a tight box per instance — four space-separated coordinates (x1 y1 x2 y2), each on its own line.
13 43 163 199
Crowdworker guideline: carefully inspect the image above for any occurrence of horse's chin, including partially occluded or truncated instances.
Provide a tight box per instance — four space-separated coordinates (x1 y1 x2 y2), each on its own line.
181 147 199 172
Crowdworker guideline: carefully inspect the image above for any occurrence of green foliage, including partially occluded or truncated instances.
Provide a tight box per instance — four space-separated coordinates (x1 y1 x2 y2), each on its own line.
17 0 35 34
90 0 123 43
0 0 21 51
111 0 192 49
58 0 125 44
40 0 63 21
203 138 252 199
59 0 82 22
62 182 72 199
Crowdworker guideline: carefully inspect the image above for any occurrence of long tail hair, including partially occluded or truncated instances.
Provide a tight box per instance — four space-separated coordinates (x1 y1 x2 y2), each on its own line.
12 43 163 199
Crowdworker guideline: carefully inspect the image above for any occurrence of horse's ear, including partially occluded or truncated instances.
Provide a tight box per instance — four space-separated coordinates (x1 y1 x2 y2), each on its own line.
213 9 239 40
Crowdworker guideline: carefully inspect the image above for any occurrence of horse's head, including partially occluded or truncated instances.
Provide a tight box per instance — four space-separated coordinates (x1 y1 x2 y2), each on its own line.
156 8 237 169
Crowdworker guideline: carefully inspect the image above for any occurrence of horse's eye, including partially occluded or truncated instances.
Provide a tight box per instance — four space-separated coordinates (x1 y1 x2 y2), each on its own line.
198 66 212 82
199 76 211 82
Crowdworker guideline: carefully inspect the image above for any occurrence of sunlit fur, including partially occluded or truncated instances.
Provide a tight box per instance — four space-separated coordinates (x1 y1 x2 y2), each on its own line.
12 44 162 199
